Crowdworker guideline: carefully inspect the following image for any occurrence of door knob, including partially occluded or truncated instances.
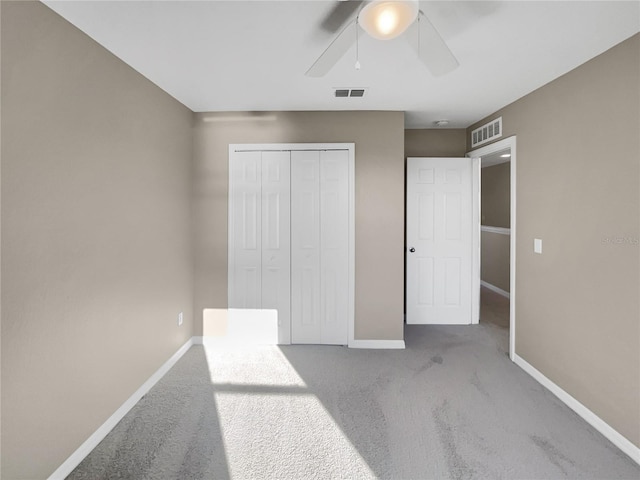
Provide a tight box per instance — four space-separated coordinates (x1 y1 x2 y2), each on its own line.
409 247 415 253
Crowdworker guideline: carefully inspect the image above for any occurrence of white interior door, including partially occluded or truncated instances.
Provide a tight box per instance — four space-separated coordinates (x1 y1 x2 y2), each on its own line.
406 157 473 324
291 150 349 344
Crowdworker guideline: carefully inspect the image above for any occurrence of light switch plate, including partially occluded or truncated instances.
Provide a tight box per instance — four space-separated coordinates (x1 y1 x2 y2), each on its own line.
534 238 542 254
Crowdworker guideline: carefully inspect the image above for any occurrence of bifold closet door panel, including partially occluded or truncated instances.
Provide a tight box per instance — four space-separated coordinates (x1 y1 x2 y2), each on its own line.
319 150 349 344
261 151 291 342
291 150 349 345
229 151 262 309
291 151 321 343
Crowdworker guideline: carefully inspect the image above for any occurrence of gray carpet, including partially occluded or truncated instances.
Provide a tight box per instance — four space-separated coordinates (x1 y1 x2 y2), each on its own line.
68 322 640 479
480 286 510 330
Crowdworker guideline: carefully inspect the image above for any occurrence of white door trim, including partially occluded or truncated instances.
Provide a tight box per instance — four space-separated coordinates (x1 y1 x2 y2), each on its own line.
228 143 355 346
471 157 480 324
467 136 517 361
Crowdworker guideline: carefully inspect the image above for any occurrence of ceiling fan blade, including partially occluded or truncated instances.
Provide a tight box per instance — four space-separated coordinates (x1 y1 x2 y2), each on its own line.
306 21 357 78
411 11 459 77
320 1 364 33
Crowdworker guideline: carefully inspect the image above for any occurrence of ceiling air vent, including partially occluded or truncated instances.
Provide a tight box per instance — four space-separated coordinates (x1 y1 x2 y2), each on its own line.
471 117 502 148
334 88 367 98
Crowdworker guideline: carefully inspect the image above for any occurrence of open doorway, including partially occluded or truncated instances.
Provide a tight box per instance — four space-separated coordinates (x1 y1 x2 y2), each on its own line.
479 149 511 329
468 136 516 360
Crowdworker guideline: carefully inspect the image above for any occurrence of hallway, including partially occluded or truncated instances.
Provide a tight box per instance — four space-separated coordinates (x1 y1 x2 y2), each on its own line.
480 285 510 330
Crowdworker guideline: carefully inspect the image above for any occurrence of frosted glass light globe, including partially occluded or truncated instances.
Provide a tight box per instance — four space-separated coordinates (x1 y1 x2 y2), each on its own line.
358 0 419 40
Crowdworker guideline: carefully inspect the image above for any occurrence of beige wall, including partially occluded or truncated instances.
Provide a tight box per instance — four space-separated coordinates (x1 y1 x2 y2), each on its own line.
1 2 194 478
481 231 510 292
404 129 467 158
468 34 640 447
3 2 637 477
481 162 510 228
193 111 405 341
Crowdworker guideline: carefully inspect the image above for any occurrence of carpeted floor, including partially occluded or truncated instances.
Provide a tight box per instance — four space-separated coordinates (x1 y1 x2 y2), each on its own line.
479 286 510 330
69 319 639 479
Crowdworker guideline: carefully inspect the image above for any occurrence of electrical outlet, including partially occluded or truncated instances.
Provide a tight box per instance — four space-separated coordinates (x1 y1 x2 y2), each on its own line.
178 312 183 326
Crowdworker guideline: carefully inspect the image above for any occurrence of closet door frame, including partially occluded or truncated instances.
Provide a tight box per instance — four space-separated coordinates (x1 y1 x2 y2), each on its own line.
228 143 355 346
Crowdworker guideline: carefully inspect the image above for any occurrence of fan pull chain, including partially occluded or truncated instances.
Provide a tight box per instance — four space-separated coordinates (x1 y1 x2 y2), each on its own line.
417 13 421 56
355 20 361 70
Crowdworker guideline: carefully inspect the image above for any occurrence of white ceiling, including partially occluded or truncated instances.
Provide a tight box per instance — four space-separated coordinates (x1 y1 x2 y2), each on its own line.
43 1 639 128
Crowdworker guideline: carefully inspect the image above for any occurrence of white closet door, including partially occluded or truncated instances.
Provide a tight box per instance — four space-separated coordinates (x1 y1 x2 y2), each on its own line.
261 151 291 343
229 151 291 344
229 151 262 309
291 151 321 343
319 150 349 344
291 150 349 345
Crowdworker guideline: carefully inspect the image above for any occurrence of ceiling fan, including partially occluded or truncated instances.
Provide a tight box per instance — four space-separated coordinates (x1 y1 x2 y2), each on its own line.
306 0 459 77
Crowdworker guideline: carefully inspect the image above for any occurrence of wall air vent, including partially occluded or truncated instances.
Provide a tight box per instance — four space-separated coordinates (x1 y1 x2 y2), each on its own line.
471 117 502 148
334 88 367 98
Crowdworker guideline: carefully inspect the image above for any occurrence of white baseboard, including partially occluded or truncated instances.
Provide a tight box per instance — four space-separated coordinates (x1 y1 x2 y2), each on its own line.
195 336 406 350
480 280 510 299
48 337 197 480
349 339 406 349
513 354 640 465
481 225 510 235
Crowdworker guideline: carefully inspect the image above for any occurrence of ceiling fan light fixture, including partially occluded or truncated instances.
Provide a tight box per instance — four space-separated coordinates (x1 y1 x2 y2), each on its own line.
358 0 419 40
